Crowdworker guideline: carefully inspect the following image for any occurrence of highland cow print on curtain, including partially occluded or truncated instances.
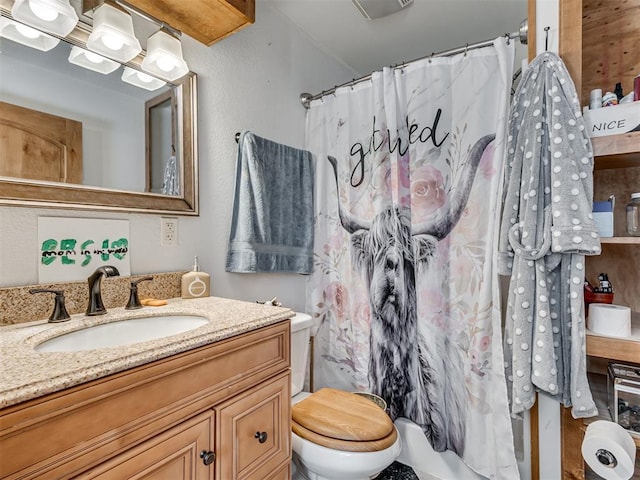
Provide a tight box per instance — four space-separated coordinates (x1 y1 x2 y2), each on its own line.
305 38 520 479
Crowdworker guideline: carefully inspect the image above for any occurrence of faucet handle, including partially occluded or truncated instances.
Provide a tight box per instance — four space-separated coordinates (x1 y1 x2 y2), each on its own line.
29 289 71 323
257 296 282 307
125 276 154 310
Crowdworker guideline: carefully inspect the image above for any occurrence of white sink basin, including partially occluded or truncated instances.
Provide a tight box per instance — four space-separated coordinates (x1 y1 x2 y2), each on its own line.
35 315 209 352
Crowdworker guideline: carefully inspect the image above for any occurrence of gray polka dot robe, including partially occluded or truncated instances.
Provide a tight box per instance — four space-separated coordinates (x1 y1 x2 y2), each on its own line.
498 52 601 419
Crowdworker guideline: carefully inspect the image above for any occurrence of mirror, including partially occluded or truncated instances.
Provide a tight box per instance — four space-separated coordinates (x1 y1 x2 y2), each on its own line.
0 4 198 215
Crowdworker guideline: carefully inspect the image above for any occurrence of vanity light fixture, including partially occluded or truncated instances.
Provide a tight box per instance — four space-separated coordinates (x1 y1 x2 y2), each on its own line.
142 28 189 82
121 66 165 91
86 0 141 63
68 45 120 74
11 0 79 37
0 17 59 51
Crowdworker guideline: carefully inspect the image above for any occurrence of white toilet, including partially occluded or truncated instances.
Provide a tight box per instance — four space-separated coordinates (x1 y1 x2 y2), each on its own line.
290 313 401 480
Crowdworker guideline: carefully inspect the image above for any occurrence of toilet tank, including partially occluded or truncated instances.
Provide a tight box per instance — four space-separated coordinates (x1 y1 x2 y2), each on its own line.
290 312 314 396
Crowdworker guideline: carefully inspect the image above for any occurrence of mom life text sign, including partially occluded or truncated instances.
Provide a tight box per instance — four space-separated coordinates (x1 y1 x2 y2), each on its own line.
37 217 131 283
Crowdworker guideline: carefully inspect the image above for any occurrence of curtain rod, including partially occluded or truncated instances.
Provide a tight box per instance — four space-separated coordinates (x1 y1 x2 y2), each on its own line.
300 19 528 109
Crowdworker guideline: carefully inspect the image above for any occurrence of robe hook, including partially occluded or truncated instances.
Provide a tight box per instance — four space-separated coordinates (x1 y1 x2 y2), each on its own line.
544 26 550 51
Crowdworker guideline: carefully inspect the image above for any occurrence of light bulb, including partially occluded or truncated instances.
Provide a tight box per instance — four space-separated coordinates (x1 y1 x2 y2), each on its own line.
156 56 177 72
136 71 154 83
15 23 41 39
84 51 104 64
29 2 59 22
101 33 124 51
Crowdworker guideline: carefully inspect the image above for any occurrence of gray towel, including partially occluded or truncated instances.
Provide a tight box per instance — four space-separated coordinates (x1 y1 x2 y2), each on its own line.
226 131 314 274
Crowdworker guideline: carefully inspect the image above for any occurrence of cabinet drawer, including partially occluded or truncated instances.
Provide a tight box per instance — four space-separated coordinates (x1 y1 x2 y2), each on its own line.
216 373 291 480
78 411 215 480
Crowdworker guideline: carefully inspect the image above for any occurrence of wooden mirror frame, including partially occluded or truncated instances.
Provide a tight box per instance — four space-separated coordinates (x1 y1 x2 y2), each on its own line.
0 6 199 215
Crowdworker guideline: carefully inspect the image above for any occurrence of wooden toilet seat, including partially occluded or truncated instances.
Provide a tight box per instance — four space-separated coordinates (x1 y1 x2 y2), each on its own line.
291 388 398 452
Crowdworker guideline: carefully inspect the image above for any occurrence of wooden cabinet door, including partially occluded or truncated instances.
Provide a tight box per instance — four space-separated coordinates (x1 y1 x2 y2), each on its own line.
78 411 215 480
0 101 82 184
123 0 255 46
264 463 290 480
216 373 291 480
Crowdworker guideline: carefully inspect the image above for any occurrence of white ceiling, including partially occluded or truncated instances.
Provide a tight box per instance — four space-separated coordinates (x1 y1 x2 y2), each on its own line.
264 0 528 76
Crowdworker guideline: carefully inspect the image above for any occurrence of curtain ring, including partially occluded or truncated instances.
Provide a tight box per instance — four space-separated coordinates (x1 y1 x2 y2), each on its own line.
428 52 434 63
505 33 511 45
464 43 468 56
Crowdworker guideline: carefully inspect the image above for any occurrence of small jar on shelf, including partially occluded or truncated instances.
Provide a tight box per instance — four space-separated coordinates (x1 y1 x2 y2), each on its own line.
626 193 640 237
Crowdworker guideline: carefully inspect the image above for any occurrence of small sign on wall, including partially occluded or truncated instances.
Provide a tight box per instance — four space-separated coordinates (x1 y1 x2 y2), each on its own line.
38 217 131 283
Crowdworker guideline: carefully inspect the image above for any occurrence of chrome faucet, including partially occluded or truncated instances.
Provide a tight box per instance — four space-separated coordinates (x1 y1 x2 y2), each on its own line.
86 265 120 316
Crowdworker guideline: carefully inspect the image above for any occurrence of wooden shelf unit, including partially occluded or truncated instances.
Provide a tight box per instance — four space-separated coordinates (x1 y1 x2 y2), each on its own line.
558 0 640 478
586 334 640 364
593 132 640 169
600 237 640 245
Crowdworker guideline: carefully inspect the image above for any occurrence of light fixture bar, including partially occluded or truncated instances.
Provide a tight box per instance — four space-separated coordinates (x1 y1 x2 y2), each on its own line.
113 0 181 39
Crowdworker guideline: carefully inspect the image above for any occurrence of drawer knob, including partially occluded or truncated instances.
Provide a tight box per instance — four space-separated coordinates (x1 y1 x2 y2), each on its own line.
254 431 268 443
200 450 215 466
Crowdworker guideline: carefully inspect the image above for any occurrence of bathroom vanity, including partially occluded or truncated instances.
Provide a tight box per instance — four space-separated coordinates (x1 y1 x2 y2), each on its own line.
0 297 292 480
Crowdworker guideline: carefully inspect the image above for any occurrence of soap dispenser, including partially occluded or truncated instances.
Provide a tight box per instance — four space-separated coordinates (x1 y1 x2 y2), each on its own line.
181 256 210 299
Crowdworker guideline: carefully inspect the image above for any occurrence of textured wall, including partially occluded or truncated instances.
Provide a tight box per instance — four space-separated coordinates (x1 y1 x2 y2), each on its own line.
0 3 356 314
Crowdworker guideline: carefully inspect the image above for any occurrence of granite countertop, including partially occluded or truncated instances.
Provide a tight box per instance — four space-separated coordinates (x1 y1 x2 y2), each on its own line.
0 296 294 409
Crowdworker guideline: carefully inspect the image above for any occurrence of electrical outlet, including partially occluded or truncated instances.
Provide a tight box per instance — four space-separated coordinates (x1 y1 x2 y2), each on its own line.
161 217 178 246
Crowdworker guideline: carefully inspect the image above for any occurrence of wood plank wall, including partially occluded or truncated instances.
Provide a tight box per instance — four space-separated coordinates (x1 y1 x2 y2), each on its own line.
581 0 640 103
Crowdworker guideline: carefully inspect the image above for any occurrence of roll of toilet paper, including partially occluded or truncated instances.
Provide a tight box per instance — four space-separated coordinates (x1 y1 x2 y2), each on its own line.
581 421 636 480
588 304 632 338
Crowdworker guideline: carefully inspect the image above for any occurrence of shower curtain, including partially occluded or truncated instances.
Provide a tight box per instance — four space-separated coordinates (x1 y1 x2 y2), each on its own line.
305 38 519 478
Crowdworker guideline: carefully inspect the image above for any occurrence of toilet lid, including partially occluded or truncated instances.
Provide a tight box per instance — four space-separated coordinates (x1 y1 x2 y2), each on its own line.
292 388 394 442
292 418 398 452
